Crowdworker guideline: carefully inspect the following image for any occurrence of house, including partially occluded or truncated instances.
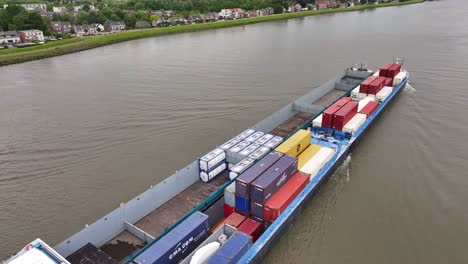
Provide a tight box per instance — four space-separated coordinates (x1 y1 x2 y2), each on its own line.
169 17 188 26
316 0 337 9
49 21 72 34
0 31 20 45
104 20 126 32
53 6 67 13
188 15 204 24
135 21 151 29
18 30 44 43
247 10 257 17
92 23 104 32
149 10 163 17
39 10 54 18
219 8 244 20
73 24 97 36
3 3 46 11
162 10 173 17
74 5 96 12
288 3 302 13
257 7 274 16
201 13 217 22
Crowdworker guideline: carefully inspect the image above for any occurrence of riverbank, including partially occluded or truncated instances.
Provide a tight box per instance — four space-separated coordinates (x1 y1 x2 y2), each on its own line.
0 0 424 66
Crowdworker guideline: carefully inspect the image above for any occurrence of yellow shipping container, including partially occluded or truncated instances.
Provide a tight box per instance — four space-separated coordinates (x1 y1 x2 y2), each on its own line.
297 144 322 170
274 129 311 157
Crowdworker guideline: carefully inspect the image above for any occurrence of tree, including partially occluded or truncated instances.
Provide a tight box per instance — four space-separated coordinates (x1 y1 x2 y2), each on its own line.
109 14 120 21
83 4 91 12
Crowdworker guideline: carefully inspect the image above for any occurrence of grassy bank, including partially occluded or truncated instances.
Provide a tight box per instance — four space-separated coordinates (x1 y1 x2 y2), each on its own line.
0 0 424 66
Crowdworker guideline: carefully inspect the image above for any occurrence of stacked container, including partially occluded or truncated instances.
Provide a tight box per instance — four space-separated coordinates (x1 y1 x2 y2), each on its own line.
332 101 358 131
342 113 367 135
351 86 367 101
263 136 283 149
393 71 407 86
376 86 393 102
248 146 270 161
359 101 379 118
368 77 385 95
199 148 227 183
387 64 402 78
254 134 274 146
357 96 377 112
206 232 252 264
235 152 283 214
237 218 263 242
312 114 323 127
274 129 311 157
300 147 335 180
322 97 352 128
245 131 265 143
229 158 255 179
379 64 393 77
297 144 322 171
224 182 236 209
359 76 377 93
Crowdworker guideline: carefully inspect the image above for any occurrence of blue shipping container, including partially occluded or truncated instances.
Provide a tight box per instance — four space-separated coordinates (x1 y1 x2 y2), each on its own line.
235 195 250 214
235 152 283 199
250 155 297 204
206 232 252 264
133 211 209 264
250 200 263 219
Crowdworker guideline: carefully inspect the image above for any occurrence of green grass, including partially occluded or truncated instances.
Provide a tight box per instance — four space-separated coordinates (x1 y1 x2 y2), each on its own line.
0 0 424 66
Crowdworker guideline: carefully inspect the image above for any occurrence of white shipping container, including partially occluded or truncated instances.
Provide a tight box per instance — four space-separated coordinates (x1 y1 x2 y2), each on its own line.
351 86 367 101
229 158 255 179
199 148 226 172
239 144 260 156
248 146 270 160
229 141 251 153
372 70 380 77
245 131 265 143
255 134 274 145
234 128 256 141
342 113 367 134
220 138 241 151
392 71 407 86
376 86 393 102
200 162 227 182
312 114 323 127
264 136 283 149
224 182 236 207
358 96 377 112
300 147 335 180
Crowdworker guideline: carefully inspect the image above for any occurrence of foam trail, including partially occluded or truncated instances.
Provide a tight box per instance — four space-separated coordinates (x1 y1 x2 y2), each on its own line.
404 83 417 94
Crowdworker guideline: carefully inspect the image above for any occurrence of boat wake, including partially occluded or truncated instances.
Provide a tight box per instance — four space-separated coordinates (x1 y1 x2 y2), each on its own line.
404 82 416 94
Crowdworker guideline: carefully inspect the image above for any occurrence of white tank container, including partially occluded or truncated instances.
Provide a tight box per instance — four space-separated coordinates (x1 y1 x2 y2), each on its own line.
245 131 265 143
255 134 274 145
229 158 255 179
342 113 367 134
249 146 270 160
199 148 226 172
312 114 323 127
300 147 335 180
376 86 393 102
264 136 283 149
239 144 261 156
189 242 220 264
224 182 236 207
200 162 227 183
219 138 241 151
357 95 377 112
392 71 407 86
234 128 256 141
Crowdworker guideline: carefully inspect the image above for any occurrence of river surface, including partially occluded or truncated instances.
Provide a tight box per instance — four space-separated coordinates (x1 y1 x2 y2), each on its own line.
1 0 468 262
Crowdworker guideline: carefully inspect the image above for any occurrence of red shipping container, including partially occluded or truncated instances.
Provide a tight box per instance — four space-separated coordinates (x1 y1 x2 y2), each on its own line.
368 77 385 95
224 212 246 228
359 76 377 93
263 172 309 223
332 101 358 131
383 77 393 87
379 64 393 77
235 208 249 217
387 64 402 78
224 204 235 218
237 218 263 242
359 101 379 118
322 97 352 128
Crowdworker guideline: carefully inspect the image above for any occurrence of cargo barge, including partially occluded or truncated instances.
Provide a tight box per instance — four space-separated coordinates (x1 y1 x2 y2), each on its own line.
3 61 408 264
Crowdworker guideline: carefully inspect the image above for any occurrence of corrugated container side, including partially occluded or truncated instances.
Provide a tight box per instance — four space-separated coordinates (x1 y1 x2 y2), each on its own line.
297 144 322 170
235 195 250 214
300 147 335 180
387 64 402 78
312 114 323 127
379 63 393 77
359 76 377 93
224 182 236 208
342 113 367 134
263 172 309 223
235 152 283 199
237 218 263 242
224 204 235 218
359 101 379 117
368 77 385 95
322 97 352 128
200 162 227 183
133 211 209 264
199 148 226 172
206 233 252 264
274 129 311 157
332 101 358 131
376 86 393 102
393 71 407 86
357 96 377 112
383 77 393 87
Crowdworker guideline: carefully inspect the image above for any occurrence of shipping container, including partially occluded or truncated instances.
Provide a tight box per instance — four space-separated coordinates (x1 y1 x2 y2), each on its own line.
332 101 358 131
387 64 402 78
239 144 261 156
351 86 367 101
219 138 241 151
228 141 250 154
250 200 264 220
248 146 270 161
223 212 246 229
250 155 298 215
199 148 226 172
235 152 283 199
224 204 234 218
180 224 237 264
245 131 265 143
237 218 263 242
235 195 250 214
359 101 379 118
228 158 255 179
233 129 256 141
202 196 224 229
274 129 311 157
357 96 377 112
226 141 253 164
206 232 252 264
359 76 377 93
254 134 274 146
297 144 322 170
379 64 393 77
342 113 367 135
133 211 209 264
372 70 380 77
322 97 352 128
263 136 283 149
224 182 236 208
376 86 393 102
368 77 385 95
393 71 407 86
312 114 322 127
300 147 335 180
383 77 393 87
263 172 309 223
200 162 226 183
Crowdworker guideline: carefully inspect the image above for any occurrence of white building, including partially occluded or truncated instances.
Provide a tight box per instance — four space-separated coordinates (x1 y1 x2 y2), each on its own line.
74 5 96 12
219 8 244 19
18 30 45 43
53 6 67 13
0 31 21 45
3 3 46 11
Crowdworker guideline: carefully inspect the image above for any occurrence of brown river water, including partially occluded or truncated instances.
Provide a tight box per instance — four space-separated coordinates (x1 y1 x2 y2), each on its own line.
1 0 468 262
